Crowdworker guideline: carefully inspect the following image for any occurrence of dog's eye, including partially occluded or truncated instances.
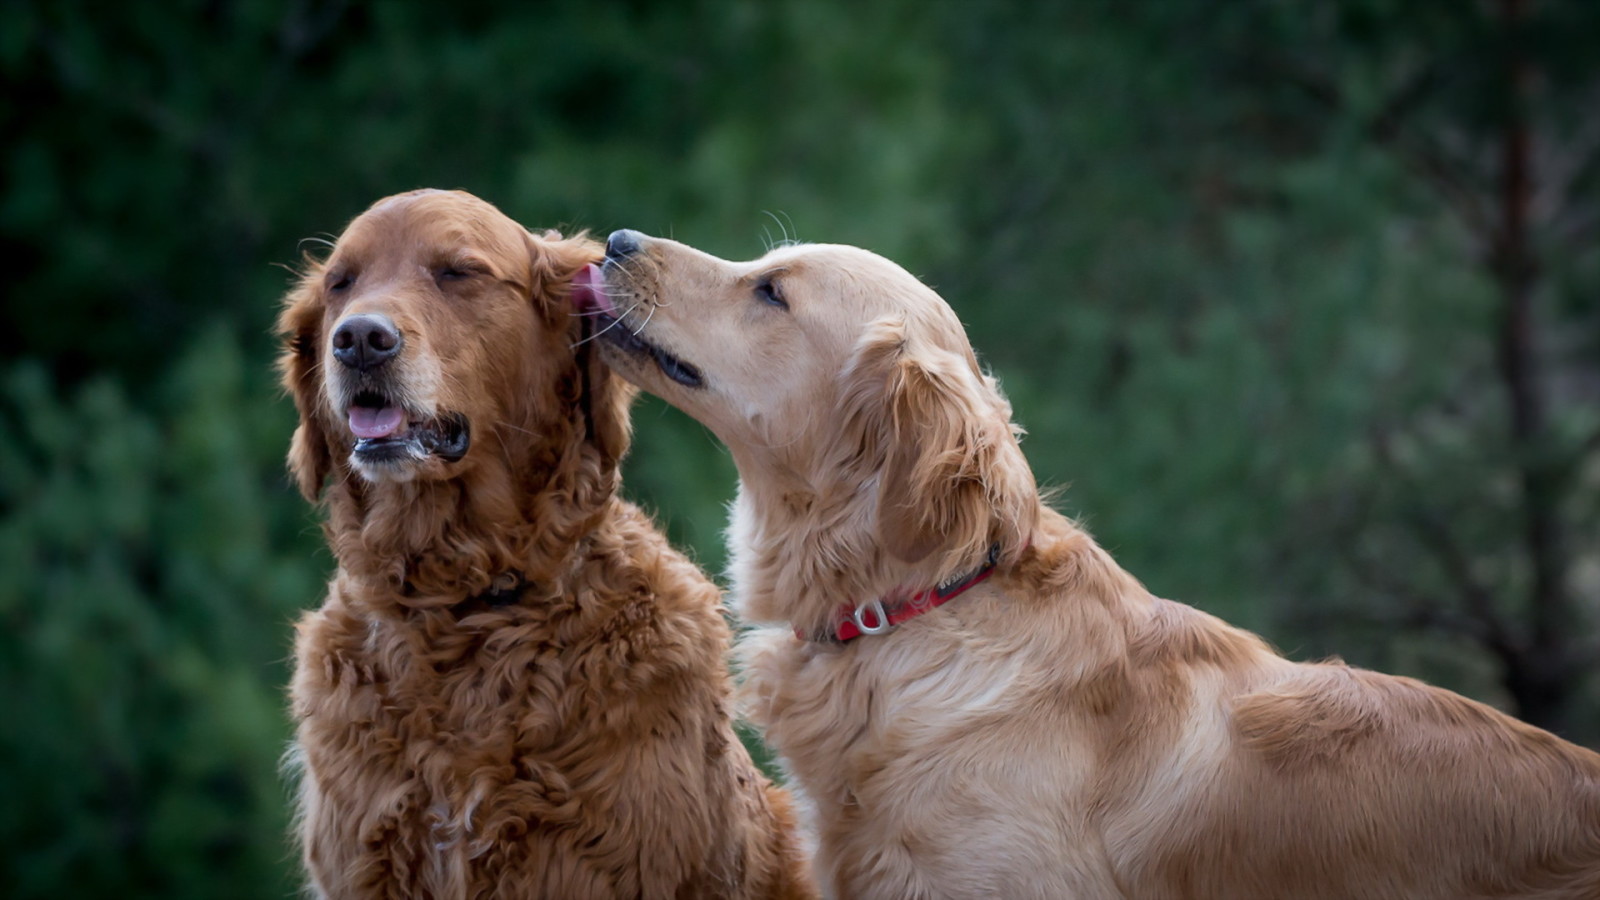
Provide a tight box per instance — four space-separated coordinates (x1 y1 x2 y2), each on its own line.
328 272 355 292
754 278 787 310
435 265 483 286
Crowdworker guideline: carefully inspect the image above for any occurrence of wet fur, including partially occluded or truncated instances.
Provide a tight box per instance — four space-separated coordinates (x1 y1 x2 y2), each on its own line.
277 191 813 899
598 236 1600 899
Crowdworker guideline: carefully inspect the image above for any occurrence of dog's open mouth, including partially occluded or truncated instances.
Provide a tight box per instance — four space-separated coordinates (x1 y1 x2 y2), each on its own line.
346 390 470 463
572 264 705 389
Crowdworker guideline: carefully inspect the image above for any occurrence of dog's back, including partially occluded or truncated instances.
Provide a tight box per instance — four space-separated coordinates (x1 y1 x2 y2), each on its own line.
1100 596 1600 899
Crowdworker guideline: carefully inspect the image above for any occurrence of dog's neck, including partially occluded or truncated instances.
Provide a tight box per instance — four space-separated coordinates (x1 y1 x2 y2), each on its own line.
326 421 617 611
724 474 1007 638
728 486 1141 650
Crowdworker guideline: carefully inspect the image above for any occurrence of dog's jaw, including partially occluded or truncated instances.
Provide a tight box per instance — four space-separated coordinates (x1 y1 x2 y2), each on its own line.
572 263 707 391
325 351 471 483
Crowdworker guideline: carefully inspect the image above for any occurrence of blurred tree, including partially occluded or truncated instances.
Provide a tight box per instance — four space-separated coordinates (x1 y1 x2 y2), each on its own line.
0 333 319 898
1239 0 1600 740
923 0 1599 739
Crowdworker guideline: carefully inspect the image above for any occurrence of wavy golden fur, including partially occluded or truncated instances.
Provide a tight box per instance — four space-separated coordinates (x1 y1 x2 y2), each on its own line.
587 233 1600 899
277 192 813 900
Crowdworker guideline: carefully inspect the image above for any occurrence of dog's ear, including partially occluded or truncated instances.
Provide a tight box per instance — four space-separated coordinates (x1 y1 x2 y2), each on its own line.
527 229 637 464
276 271 333 502
575 337 638 465
843 318 1037 568
527 228 603 299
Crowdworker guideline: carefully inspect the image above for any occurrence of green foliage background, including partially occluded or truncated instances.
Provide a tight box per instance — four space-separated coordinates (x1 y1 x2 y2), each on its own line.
2 1 1596 896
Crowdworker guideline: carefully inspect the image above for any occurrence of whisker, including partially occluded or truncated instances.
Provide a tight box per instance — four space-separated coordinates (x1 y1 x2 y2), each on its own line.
494 419 538 438
632 304 656 335
761 210 802 250
570 302 640 348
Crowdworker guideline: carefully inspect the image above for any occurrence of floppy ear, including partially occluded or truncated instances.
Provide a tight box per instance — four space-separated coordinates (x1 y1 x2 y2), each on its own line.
276 273 333 502
574 335 638 465
843 318 1037 568
527 228 604 299
527 229 637 464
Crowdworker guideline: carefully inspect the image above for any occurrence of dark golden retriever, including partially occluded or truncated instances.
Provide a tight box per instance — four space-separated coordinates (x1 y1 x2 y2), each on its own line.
277 192 814 900
580 230 1600 899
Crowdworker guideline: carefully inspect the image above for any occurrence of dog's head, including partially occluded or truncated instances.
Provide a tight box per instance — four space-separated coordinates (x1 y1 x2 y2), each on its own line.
576 231 1035 580
277 190 621 501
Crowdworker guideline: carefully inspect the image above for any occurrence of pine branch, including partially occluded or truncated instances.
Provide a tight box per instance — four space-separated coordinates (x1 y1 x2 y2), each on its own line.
1264 58 1496 241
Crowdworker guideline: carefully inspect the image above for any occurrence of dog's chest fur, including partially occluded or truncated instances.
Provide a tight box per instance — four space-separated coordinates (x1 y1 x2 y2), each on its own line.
739 617 1138 899
290 550 747 899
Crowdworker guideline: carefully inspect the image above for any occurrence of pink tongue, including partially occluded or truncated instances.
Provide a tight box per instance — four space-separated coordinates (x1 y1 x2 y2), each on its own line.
570 264 616 315
348 405 404 439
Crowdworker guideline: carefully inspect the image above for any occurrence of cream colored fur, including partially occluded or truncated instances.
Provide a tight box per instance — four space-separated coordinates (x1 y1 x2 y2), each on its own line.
593 235 1600 899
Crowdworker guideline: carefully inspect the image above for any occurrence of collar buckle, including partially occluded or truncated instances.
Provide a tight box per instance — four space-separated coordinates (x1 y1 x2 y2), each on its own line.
811 542 1008 643
850 597 892 636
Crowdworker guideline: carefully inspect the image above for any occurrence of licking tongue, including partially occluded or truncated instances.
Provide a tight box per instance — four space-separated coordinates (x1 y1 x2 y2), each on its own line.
348 405 404 440
570 264 615 315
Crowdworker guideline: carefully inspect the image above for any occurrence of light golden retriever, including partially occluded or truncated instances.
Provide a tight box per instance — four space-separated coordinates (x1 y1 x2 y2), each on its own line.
277 192 814 900
576 230 1600 899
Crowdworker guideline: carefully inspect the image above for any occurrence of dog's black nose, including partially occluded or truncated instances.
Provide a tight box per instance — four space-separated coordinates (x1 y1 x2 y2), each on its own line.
331 313 401 371
605 229 645 261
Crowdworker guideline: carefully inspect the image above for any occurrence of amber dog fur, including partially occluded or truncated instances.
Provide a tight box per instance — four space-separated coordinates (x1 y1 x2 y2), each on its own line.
590 234 1600 899
277 191 813 899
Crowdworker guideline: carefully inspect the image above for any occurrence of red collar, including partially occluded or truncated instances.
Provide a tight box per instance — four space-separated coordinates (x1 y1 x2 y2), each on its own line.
803 544 1001 643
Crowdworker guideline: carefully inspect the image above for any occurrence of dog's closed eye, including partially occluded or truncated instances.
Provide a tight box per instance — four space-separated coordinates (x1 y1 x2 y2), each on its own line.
434 261 488 286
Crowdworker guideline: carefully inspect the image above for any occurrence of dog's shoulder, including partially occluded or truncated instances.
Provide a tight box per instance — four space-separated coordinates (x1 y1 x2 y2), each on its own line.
1125 597 1275 671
